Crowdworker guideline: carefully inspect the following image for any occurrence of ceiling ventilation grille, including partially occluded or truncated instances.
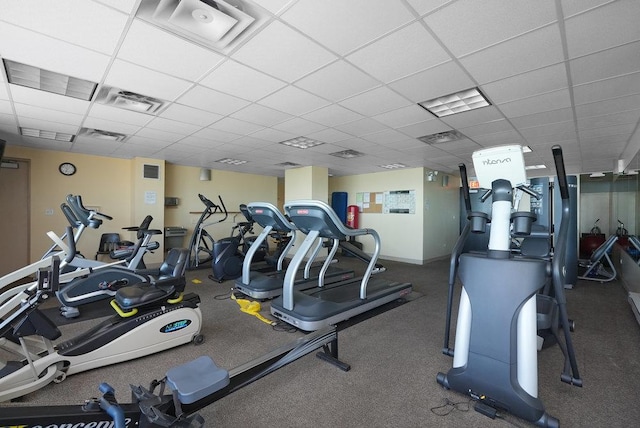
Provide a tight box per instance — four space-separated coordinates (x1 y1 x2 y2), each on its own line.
96 87 166 114
418 131 464 145
136 0 268 53
79 128 128 142
330 150 365 159
277 162 301 167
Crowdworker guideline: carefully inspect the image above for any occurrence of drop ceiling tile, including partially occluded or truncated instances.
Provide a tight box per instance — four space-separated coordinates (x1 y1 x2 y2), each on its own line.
459 119 514 137
210 117 265 135
295 61 379 102
145 117 202 135
302 104 364 127
280 0 415 55
573 72 640 105
117 20 225 81
305 128 352 144
560 0 612 18
176 85 251 115
17 137 73 151
361 129 410 144
565 0 640 58
272 118 326 135
575 94 640 118
460 25 564 85
231 136 273 149
98 0 139 14
339 86 412 117
14 103 84 126
192 127 241 143
200 60 287 101
373 105 434 128
405 0 453 16
0 75 8 100
233 21 336 82
88 103 153 126
252 0 294 15
499 89 572 118
105 59 193 101
481 63 568 105
9 85 91 115
469 129 527 146
122 135 172 149
0 22 111 82
159 104 222 127
178 135 227 149
0 0 128 54
0 111 15 123
346 22 451 83
425 0 557 57
248 127 297 143
390 61 475 103
577 110 640 131
439 106 504 129
258 86 330 116
570 42 640 86
334 118 387 137
510 107 575 129
519 121 577 141
397 120 451 138
579 123 636 140
231 104 292 126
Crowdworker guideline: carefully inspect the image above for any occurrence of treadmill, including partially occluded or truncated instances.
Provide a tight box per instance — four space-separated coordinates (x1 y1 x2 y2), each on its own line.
234 202 355 299
270 200 413 331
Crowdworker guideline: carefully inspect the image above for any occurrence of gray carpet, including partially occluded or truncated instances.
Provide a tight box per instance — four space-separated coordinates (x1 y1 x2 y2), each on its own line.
2 257 640 427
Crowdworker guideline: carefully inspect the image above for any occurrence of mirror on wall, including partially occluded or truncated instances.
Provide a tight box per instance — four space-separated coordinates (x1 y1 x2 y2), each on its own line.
578 156 639 259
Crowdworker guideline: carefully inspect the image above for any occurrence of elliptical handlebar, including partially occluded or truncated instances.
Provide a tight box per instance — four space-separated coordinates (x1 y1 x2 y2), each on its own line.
459 163 472 214
66 194 113 227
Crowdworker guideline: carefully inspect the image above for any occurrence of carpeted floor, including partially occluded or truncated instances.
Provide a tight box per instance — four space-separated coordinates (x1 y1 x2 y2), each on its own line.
2 256 640 427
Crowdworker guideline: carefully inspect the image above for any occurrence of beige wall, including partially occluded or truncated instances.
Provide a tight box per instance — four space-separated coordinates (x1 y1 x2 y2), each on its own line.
4 145 133 262
330 168 459 264
5 143 458 267
165 164 278 249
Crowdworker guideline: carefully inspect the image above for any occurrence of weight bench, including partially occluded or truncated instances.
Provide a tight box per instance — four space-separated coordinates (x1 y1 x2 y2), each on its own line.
578 235 618 282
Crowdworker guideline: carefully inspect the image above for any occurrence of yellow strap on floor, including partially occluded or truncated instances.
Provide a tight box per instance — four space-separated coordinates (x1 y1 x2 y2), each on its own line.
230 292 275 326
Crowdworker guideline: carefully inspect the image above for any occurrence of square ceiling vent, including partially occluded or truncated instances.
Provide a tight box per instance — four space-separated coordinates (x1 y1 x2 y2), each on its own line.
418 131 464 145
79 128 128 142
96 86 166 114
136 0 269 53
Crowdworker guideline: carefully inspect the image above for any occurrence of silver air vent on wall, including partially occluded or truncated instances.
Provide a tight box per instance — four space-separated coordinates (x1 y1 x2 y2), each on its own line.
136 0 269 53
144 164 160 179
96 87 166 114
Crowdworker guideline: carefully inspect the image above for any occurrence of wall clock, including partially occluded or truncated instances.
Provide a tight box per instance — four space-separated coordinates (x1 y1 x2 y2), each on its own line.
59 162 77 176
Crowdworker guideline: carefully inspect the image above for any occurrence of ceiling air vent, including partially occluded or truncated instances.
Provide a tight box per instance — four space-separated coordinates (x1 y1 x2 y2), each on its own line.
418 131 464 145
79 128 128 142
277 162 301 167
330 150 365 159
144 164 160 179
136 0 269 53
96 87 166 114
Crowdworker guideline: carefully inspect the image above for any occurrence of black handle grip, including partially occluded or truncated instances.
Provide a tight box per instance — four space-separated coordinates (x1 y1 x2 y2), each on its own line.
459 163 472 214
552 145 569 200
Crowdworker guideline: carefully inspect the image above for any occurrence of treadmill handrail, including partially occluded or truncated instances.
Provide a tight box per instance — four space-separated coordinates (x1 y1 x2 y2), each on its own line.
283 200 382 305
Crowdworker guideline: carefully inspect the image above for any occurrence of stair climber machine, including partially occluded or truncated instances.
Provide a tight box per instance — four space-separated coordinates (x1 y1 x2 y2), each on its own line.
234 202 355 300
436 145 582 427
270 200 412 331
208 200 269 283
0 234 203 403
187 194 225 270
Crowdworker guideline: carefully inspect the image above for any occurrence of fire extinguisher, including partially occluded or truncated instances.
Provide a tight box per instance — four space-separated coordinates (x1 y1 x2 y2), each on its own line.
346 205 359 229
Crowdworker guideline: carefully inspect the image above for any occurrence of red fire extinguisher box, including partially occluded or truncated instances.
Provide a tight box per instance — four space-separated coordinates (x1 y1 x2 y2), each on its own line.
346 205 359 229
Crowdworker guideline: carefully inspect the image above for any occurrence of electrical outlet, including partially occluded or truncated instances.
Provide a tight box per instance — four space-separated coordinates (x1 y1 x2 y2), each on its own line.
45 208 54 216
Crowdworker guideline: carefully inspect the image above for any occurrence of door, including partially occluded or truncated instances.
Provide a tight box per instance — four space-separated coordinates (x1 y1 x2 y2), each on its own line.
0 158 30 277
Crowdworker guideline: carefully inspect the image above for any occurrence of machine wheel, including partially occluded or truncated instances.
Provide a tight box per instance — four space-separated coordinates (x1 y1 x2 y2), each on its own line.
193 334 205 345
53 371 67 383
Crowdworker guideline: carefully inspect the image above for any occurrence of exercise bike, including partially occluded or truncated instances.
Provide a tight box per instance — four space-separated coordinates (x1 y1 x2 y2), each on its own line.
0 238 203 403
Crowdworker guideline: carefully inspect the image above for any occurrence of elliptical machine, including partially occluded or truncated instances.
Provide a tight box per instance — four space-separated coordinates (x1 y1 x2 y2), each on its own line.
437 145 582 427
